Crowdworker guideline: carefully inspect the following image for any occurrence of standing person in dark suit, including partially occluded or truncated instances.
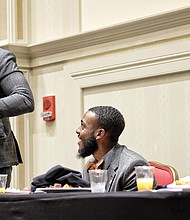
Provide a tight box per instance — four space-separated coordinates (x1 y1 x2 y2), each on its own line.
76 106 150 191
0 48 35 187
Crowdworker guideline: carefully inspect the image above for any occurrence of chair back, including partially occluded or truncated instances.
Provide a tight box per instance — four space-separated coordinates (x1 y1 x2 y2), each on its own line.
149 161 179 186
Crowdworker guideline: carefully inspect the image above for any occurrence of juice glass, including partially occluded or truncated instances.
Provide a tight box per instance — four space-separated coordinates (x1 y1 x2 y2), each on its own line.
135 166 154 191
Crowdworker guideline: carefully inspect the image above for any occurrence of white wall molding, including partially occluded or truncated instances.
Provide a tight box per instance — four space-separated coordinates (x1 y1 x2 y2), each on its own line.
70 51 190 77
28 7 190 58
1 7 190 69
69 39 190 88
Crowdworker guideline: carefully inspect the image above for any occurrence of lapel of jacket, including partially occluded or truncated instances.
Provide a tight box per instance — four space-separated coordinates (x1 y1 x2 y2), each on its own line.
106 144 123 191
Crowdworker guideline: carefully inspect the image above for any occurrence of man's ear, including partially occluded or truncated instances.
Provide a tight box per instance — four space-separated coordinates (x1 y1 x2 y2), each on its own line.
95 128 106 140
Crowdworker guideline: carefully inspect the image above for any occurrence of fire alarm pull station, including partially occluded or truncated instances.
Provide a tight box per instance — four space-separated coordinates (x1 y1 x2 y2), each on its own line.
41 96 56 121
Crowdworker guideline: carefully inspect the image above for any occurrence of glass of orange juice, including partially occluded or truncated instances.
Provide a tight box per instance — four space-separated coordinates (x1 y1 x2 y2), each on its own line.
135 166 154 191
0 174 7 193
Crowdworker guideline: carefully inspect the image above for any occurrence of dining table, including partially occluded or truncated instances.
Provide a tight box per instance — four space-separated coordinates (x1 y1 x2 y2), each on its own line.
0 188 190 220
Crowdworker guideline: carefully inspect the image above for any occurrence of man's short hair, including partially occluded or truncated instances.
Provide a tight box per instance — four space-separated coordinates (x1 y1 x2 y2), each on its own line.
88 106 125 143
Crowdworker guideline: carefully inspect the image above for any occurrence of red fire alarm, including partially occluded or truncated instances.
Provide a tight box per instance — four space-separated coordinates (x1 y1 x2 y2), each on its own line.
41 96 56 121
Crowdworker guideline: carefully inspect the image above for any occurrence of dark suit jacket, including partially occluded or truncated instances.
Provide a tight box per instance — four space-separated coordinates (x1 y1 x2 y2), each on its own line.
83 143 149 192
0 48 34 168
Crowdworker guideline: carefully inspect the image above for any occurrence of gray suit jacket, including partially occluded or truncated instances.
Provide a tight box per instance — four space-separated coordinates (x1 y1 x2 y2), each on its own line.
83 144 149 191
0 48 34 168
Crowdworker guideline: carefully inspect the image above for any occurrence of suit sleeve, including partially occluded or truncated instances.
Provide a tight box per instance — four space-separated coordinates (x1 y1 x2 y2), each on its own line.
0 50 34 118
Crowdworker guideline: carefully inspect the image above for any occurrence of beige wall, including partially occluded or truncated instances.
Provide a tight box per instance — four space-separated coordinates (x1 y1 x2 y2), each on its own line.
30 0 81 44
1 1 190 188
31 63 84 176
81 0 190 31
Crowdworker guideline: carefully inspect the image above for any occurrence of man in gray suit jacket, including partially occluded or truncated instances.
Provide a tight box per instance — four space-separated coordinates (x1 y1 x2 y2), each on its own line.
0 48 34 187
76 106 150 191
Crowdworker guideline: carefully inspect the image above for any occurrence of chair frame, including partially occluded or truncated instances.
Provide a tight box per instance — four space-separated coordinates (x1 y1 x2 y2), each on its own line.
149 161 179 184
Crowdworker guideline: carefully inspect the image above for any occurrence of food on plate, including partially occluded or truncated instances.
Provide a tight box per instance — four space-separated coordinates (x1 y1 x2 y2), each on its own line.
50 183 73 188
174 178 190 185
175 180 190 185
63 184 72 188
53 183 62 188
22 186 31 191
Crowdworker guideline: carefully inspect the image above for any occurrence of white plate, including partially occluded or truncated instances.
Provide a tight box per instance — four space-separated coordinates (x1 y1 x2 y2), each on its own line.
36 187 91 193
167 183 190 190
5 189 30 194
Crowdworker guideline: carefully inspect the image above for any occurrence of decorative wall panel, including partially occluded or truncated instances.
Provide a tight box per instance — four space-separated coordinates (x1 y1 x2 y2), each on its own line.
0 0 7 41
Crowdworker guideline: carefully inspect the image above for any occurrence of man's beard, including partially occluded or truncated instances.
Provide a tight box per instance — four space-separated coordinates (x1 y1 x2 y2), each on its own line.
77 133 98 158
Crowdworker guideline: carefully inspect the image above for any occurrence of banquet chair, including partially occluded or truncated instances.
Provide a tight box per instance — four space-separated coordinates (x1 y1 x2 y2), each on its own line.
149 161 179 186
